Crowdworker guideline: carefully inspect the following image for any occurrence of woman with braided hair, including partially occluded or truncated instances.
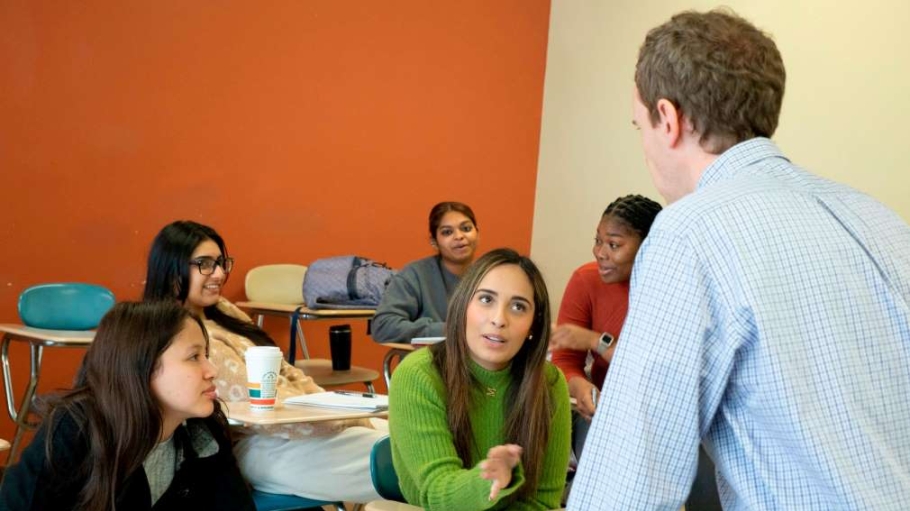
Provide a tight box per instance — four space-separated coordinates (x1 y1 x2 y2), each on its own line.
549 194 662 458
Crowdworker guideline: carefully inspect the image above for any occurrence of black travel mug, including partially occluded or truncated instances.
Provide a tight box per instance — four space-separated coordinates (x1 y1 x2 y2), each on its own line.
329 324 352 371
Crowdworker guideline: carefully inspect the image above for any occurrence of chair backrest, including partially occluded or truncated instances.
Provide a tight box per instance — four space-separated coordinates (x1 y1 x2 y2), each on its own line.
18 283 115 330
250 489 344 511
371 435 405 502
245 264 308 304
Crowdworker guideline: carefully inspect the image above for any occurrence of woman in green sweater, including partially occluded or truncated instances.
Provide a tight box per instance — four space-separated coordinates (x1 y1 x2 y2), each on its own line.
389 248 571 511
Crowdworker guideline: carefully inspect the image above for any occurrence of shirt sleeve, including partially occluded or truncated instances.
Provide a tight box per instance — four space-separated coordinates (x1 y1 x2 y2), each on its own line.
568 229 730 510
389 359 524 511
372 270 445 343
557 267 595 328
551 268 594 383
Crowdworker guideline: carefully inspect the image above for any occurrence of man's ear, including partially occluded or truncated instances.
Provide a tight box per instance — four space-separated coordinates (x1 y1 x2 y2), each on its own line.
655 98 682 148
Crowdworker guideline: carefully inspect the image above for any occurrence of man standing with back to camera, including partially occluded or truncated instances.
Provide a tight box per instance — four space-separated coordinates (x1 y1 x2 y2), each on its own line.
569 8 910 510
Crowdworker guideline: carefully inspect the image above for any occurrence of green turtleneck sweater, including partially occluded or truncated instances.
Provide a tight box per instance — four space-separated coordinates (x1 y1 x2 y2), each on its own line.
389 348 571 511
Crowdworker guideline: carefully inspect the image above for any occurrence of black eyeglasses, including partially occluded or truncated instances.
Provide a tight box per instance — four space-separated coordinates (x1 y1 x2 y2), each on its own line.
189 256 234 275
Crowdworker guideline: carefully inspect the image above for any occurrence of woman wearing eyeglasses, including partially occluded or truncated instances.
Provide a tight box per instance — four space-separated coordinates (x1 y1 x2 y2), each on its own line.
142 221 385 504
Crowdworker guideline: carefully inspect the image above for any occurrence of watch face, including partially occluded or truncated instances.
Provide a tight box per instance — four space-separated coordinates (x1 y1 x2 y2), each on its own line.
597 333 613 354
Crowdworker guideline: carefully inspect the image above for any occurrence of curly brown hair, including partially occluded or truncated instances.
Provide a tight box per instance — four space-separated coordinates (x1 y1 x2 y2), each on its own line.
635 9 786 154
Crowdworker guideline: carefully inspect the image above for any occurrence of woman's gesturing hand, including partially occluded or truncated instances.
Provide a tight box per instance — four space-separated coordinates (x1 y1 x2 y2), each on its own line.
479 444 523 501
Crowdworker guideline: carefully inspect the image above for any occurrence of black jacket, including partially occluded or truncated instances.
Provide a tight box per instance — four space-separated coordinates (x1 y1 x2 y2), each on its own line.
0 410 255 511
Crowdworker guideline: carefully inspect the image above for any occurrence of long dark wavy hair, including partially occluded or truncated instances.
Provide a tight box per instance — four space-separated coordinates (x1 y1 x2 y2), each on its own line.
429 248 552 502
40 301 230 511
143 220 275 347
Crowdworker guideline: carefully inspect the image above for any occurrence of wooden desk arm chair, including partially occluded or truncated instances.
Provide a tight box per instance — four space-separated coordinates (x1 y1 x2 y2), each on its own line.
245 264 378 392
18 283 115 330
3 283 114 466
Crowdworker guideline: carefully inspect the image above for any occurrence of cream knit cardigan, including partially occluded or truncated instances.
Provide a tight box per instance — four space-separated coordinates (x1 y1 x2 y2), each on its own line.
207 298 372 439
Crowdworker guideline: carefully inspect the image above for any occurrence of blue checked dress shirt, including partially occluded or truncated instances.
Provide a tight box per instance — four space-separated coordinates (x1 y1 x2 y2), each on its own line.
569 138 910 510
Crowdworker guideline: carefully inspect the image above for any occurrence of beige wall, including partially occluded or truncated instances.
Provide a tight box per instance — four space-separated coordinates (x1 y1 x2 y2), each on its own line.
533 0 910 311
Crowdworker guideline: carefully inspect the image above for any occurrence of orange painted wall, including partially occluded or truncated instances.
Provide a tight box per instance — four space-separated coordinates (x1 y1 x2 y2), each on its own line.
0 1 551 453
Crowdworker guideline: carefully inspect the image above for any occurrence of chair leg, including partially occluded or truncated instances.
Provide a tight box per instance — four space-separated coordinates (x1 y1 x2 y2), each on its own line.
382 348 411 390
295 320 311 360
382 349 402 389
365 382 375 393
5 343 43 467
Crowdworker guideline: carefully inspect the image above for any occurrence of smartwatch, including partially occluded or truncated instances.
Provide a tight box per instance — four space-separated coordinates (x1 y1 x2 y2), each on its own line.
595 332 614 356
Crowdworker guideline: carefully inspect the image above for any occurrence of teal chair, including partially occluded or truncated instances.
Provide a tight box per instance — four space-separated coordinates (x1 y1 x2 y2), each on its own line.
18 283 115 330
2 283 115 465
370 435 405 502
251 489 345 511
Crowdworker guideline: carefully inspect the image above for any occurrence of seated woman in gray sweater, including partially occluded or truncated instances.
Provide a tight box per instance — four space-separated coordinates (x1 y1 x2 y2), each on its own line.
372 201 479 343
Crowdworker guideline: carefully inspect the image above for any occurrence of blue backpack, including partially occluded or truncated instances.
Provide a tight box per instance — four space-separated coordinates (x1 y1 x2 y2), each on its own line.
302 255 396 310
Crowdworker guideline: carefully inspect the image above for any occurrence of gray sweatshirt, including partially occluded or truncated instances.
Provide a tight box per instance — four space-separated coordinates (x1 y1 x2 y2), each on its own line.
371 255 459 343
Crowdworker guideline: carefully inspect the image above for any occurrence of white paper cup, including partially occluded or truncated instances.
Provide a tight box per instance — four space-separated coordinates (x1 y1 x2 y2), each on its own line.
244 346 282 412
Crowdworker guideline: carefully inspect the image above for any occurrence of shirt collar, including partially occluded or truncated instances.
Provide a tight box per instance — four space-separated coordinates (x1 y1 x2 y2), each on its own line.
697 137 789 190
174 419 221 469
469 358 513 385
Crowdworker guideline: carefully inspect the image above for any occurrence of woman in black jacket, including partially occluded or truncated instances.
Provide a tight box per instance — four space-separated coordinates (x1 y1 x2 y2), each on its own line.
0 301 255 511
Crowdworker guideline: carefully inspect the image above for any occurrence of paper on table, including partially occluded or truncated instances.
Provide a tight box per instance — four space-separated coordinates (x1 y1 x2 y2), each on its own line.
411 336 445 346
284 391 389 411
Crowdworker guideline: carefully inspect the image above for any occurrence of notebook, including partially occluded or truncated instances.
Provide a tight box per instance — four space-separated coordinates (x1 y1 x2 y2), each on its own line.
283 391 389 411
